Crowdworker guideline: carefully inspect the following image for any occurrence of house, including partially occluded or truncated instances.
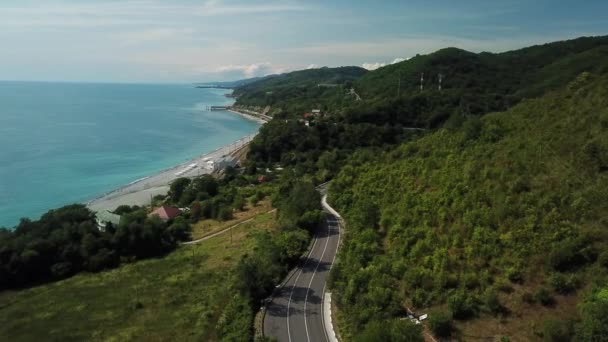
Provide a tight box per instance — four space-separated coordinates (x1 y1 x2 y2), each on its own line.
96 211 121 230
148 205 181 221
311 109 322 116
303 113 313 119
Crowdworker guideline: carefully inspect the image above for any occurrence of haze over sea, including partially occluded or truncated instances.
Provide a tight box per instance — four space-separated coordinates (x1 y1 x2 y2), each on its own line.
0 82 260 228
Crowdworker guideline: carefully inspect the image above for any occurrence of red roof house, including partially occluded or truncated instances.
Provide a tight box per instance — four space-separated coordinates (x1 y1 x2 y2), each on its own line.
148 205 181 221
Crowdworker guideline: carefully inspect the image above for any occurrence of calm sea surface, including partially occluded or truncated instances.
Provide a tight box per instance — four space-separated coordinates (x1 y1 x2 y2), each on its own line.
0 81 260 228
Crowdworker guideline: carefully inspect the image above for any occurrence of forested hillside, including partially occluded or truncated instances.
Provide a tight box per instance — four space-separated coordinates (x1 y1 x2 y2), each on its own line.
328 73 608 340
244 36 608 178
236 36 608 130
351 36 608 128
233 66 367 115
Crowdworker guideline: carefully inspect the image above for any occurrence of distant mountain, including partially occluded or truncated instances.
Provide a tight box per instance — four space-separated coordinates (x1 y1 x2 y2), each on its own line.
195 76 266 89
233 36 608 124
354 35 608 105
233 66 368 115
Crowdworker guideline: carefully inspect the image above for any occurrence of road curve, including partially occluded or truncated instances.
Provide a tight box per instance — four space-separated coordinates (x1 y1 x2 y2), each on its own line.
263 194 341 342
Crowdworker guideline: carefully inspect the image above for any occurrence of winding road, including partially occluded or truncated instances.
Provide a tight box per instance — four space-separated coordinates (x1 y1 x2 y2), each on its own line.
263 191 342 342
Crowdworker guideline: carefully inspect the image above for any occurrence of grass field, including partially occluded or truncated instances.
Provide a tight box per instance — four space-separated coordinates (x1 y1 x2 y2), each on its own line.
190 200 273 240
0 211 277 342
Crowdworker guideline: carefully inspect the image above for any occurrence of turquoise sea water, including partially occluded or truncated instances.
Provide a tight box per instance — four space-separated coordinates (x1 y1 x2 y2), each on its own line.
0 81 260 228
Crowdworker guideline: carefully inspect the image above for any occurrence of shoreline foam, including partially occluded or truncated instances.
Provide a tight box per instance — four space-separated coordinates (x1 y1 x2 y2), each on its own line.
86 108 264 213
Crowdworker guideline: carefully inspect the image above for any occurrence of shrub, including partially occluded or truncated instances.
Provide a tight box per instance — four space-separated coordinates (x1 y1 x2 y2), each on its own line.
448 291 479 320
483 288 505 315
549 273 579 294
506 266 524 283
411 288 429 308
428 311 453 337
598 250 608 268
462 116 482 141
217 207 233 221
535 288 554 306
495 278 514 293
542 319 574 342
548 238 589 271
355 319 424 342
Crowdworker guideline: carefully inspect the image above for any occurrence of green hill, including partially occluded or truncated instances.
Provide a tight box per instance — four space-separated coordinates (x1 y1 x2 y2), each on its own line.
350 36 608 128
0 212 277 341
237 36 608 129
327 73 608 340
233 66 368 115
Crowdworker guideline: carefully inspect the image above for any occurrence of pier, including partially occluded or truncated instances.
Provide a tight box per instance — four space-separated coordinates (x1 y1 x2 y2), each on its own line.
206 105 230 111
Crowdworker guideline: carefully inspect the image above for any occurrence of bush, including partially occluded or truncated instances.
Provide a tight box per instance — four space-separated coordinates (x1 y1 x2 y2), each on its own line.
483 288 505 315
428 311 453 337
506 266 524 283
548 238 589 272
462 116 483 140
355 319 424 342
448 290 479 320
549 273 579 294
598 250 608 268
232 195 246 211
217 207 233 221
535 288 554 306
215 294 253 342
541 319 574 342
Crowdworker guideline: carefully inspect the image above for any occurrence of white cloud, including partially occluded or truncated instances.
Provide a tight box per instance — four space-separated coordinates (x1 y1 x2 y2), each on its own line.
306 64 318 69
391 57 406 64
216 62 282 78
199 0 311 16
361 62 385 71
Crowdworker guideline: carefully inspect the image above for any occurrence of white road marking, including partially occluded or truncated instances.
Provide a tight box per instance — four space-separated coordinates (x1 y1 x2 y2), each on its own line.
287 235 319 342
304 220 332 342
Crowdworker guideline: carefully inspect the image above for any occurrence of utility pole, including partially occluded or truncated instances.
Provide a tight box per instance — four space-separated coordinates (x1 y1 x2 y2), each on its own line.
438 73 443 91
420 72 424 91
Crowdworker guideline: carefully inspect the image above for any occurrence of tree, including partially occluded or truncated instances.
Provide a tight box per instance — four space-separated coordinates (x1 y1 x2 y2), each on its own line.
542 319 574 342
448 290 479 320
233 195 246 211
575 287 608 340
168 217 191 242
169 177 191 203
217 207 233 221
192 175 219 197
428 311 453 337
190 201 202 223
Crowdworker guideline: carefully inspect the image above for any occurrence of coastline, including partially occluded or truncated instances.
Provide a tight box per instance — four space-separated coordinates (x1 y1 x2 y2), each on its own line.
87 108 266 214
228 107 272 123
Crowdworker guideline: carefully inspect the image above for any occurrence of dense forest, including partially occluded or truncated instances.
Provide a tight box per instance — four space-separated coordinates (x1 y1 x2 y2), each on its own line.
0 204 190 289
233 66 367 115
328 73 608 340
243 36 608 178
238 36 608 340
236 36 608 128
216 176 324 341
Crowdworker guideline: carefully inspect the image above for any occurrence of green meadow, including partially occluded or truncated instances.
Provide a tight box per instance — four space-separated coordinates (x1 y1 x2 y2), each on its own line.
0 211 277 342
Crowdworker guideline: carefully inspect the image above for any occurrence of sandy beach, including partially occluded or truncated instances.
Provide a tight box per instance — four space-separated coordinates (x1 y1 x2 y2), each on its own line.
87 132 257 213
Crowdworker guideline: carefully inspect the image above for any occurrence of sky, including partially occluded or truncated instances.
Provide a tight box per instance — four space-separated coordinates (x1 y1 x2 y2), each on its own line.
0 0 606 83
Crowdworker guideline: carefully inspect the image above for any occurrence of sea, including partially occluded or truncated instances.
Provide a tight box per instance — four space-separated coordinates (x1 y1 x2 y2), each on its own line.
0 81 260 228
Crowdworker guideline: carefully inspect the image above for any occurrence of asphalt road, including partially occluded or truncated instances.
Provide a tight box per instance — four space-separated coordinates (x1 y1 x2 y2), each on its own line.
263 197 341 342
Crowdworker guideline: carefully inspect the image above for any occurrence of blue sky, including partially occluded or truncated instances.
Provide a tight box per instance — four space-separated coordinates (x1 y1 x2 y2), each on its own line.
0 0 606 82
